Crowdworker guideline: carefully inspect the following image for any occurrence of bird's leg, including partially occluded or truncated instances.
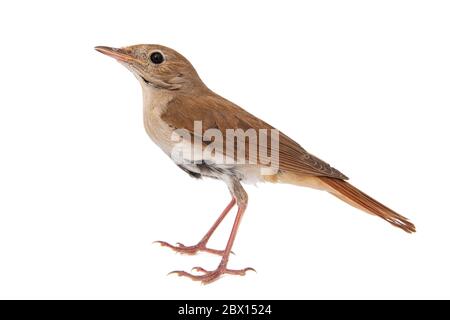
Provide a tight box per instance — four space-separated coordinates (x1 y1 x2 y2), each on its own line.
170 179 255 284
155 198 236 256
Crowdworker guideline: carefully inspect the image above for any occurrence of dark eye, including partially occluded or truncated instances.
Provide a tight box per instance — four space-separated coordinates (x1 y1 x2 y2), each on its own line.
150 51 164 64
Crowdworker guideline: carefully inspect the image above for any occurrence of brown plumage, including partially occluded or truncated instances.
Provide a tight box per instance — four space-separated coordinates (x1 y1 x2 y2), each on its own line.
162 92 348 179
320 177 415 232
95 44 416 284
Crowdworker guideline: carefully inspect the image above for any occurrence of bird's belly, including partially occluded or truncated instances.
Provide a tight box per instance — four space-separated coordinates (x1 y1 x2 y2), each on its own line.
143 105 265 184
180 161 264 184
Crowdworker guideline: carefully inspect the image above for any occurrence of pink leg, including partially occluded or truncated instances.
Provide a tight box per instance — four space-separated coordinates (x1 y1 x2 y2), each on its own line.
155 198 236 256
169 202 255 284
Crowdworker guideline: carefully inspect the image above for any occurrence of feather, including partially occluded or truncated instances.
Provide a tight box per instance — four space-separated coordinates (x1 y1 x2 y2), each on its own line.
320 177 415 233
160 91 347 179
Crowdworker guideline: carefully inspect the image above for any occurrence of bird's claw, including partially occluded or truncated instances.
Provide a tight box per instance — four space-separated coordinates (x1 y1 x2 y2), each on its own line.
169 266 256 284
191 266 208 273
154 240 234 256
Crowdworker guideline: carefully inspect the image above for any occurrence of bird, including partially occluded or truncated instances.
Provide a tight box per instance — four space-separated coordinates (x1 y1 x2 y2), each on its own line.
95 44 415 284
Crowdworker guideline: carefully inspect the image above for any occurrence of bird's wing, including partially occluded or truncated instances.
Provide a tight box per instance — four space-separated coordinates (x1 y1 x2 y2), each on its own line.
161 92 348 180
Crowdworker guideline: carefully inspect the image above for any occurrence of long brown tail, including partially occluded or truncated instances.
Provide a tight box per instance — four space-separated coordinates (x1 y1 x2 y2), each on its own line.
319 177 416 233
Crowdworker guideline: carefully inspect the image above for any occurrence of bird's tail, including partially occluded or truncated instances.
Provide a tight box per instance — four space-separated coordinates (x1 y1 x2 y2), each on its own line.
318 176 415 233
270 172 415 233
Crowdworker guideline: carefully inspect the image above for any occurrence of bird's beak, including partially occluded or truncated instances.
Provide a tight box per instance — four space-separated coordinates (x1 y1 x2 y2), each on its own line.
95 46 139 63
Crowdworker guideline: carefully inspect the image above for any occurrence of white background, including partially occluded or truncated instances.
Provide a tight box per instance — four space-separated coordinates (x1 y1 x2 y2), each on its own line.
0 0 449 299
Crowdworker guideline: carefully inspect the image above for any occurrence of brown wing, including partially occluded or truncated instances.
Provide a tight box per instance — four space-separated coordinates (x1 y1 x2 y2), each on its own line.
161 92 348 180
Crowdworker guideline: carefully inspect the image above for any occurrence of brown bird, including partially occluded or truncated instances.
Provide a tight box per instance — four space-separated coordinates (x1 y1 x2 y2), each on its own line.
95 44 415 284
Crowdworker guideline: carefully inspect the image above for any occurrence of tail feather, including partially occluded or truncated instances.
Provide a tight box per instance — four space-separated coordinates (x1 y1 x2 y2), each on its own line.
319 177 415 233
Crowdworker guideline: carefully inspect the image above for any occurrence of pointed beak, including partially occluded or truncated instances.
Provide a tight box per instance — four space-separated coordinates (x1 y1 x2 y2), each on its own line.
95 46 138 63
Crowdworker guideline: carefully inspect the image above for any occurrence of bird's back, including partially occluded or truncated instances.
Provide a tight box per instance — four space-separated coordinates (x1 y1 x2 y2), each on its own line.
160 90 348 181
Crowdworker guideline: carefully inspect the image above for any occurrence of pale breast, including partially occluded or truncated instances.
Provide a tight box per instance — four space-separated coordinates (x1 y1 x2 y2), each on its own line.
142 86 177 156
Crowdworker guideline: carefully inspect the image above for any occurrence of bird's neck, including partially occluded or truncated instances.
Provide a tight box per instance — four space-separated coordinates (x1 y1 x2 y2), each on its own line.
141 84 174 116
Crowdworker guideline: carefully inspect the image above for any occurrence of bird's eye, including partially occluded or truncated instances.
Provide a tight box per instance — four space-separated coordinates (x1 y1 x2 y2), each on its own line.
150 51 164 64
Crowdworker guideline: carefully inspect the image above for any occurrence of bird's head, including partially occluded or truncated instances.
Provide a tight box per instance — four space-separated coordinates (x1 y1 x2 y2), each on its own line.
95 44 204 91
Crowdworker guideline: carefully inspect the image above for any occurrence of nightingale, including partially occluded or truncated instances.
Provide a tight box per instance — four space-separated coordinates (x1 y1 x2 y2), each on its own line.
95 44 415 284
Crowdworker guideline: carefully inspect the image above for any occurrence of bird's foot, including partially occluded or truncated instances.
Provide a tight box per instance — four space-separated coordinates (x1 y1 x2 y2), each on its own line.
169 265 256 284
154 240 226 256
